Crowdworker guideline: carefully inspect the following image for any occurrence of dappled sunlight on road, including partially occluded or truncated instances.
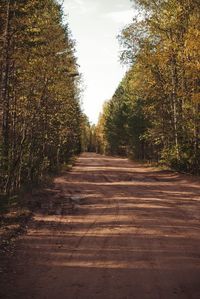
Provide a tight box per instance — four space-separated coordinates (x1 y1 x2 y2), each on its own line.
2 153 200 299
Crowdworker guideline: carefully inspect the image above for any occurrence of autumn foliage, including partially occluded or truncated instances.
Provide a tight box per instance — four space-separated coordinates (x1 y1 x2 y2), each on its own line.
0 0 83 196
97 0 200 174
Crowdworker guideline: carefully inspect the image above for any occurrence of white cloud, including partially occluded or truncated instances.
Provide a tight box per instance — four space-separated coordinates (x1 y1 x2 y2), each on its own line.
73 0 83 4
116 3 129 10
104 10 134 25
67 0 98 15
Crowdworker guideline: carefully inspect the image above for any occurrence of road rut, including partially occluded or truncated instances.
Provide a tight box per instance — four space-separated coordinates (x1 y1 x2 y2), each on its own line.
1 153 200 299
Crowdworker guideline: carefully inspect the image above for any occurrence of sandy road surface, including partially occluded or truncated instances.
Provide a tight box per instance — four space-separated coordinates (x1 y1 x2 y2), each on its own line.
1 153 200 299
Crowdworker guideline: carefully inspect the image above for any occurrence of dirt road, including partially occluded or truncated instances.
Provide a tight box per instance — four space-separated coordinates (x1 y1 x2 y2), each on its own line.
1 153 200 299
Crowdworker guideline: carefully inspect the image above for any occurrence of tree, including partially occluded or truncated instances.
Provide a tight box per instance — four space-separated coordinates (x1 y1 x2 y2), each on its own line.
98 0 200 174
0 0 83 196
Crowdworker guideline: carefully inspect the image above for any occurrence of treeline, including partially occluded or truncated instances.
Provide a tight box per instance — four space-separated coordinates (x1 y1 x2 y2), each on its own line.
81 115 97 152
0 0 84 196
97 0 200 174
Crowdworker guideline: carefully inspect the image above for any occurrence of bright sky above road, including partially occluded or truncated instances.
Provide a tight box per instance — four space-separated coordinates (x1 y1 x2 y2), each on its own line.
63 0 135 124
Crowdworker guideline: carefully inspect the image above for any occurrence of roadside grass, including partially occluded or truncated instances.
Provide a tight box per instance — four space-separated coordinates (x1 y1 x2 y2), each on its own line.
0 155 77 253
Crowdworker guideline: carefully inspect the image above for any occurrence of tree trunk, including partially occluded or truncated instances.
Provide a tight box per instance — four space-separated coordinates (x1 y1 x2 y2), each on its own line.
171 52 180 160
1 0 11 170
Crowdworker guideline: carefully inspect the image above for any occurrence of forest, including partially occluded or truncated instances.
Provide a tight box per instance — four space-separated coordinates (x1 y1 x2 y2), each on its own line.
0 0 199 201
0 1 200 298
0 0 87 198
96 0 200 174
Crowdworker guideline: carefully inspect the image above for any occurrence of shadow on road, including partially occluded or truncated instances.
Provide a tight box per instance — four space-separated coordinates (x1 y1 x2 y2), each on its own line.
1 153 200 299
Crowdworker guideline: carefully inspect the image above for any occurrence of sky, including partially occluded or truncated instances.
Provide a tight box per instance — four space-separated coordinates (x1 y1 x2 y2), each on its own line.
63 0 135 124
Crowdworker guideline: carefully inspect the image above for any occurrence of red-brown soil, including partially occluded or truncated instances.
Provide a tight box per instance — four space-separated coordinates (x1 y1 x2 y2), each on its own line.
0 153 200 299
